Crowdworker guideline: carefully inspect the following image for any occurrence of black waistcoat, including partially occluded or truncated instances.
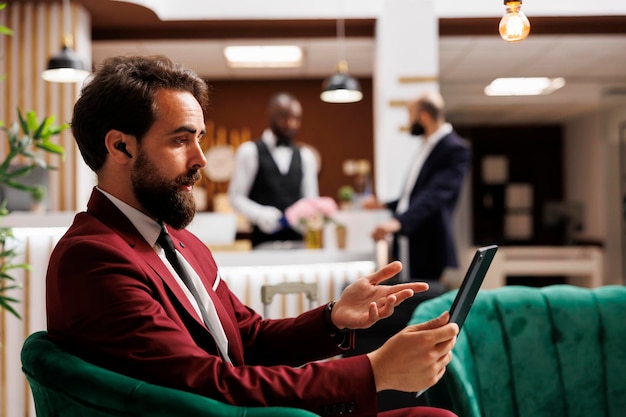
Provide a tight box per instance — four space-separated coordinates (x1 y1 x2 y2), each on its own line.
248 140 303 211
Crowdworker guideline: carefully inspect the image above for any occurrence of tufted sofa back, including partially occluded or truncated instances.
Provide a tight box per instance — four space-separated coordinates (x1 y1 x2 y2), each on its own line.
409 285 626 417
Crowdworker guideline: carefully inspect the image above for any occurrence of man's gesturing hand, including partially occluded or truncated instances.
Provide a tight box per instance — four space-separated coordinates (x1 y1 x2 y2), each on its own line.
330 261 429 330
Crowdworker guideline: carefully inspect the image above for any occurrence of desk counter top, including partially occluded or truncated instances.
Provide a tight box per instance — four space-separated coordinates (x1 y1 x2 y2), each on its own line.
212 247 376 267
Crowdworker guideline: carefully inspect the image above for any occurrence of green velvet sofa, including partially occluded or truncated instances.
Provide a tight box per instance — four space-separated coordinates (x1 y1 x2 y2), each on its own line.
408 284 626 417
21 331 319 417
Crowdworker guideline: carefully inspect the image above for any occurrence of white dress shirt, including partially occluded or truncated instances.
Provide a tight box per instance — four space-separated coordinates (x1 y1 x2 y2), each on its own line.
228 129 319 233
97 188 231 363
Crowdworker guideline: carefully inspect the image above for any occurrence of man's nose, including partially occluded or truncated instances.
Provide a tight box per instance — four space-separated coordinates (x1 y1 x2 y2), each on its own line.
190 142 207 169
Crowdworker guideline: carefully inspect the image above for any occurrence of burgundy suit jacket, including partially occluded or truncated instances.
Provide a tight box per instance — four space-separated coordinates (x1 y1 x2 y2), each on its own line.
46 188 376 417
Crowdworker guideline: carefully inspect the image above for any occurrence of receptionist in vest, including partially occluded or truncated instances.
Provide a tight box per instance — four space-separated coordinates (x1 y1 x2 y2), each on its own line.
228 92 319 247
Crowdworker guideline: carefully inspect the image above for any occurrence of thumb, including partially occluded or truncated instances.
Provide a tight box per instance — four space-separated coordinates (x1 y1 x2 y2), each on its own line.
411 311 450 331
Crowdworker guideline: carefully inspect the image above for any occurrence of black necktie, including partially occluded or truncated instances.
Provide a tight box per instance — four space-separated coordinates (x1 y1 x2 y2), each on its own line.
157 224 231 362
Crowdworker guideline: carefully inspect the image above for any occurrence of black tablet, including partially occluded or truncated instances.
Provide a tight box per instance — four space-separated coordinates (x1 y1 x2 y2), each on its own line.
415 245 497 398
448 244 498 330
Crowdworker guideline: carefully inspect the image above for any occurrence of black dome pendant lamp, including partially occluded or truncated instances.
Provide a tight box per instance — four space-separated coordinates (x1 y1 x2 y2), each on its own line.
320 18 362 103
42 0 89 83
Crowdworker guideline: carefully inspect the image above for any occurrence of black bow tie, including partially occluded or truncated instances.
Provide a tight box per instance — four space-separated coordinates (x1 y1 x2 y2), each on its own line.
276 138 292 147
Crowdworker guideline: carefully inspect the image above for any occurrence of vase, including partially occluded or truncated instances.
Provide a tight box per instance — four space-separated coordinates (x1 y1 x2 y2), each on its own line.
335 224 347 249
304 228 323 249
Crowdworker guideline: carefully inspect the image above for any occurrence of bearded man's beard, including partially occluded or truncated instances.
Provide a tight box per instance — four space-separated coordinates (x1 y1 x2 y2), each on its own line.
131 150 201 229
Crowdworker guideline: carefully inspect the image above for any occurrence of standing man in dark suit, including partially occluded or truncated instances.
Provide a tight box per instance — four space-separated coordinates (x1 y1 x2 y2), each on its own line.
364 91 470 282
228 92 319 247
46 55 459 417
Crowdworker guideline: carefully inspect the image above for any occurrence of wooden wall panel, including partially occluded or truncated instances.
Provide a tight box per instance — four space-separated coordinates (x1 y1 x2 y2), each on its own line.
201 78 374 208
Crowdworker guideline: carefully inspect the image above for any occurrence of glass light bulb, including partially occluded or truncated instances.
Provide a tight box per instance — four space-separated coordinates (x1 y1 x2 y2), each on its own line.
499 2 530 42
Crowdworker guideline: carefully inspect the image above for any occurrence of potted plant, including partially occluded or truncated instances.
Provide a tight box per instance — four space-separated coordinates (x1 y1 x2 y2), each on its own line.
0 111 67 318
337 185 355 210
0 1 67 318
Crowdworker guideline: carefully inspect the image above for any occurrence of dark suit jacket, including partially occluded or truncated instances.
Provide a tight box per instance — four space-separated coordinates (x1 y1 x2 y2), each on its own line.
46 188 375 417
387 131 470 280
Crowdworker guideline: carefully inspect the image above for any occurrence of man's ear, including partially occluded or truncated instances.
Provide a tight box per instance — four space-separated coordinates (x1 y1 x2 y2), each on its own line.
105 130 135 163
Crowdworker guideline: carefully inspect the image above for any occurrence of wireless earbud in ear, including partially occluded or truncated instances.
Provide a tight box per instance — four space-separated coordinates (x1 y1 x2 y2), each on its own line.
115 142 133 159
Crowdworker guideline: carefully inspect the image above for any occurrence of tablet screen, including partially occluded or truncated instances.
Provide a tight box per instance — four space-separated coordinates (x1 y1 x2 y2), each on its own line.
448 245 498 330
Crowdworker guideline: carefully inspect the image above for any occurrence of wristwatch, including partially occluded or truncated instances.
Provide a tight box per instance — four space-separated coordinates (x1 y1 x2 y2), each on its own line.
323 301 351 347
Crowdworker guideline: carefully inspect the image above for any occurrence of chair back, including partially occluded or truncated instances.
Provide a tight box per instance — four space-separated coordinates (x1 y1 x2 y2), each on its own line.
409 285 626 417
21 331 319 417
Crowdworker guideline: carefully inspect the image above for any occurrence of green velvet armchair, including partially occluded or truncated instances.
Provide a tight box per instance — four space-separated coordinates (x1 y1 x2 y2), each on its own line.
408 285 626 417
21 331 319 417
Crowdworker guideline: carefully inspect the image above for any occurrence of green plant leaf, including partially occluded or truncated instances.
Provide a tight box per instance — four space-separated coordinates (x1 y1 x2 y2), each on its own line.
0 272 17 281
25 110 39 134
0 286 16 297
48 123 69 136
0 240 17 251
17 108 29 135
4 164 34 179
0 296 22 319
32 115 50 139
0 273 18 282
6 123 19 147
4 180 39 196
36 140 65 156
4 263 31 271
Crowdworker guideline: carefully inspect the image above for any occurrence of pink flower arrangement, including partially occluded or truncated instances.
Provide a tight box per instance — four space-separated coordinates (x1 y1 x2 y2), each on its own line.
285 197 339 231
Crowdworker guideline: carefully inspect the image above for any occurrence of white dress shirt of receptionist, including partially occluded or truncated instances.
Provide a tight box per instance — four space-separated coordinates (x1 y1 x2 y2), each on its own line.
228 129 319 234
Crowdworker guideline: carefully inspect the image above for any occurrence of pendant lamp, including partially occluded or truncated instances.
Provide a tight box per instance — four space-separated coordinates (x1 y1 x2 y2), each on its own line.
320 18 362 103
499 0 531 42
42 0 90 83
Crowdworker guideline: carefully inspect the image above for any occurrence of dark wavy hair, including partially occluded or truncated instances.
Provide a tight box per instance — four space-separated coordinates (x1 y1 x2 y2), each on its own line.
71 55 209 172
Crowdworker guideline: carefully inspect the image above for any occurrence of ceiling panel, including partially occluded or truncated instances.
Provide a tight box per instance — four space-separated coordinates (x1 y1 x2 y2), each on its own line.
92 32 626 126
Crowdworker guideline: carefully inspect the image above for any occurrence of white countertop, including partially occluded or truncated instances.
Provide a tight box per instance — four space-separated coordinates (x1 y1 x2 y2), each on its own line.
212 247 376 267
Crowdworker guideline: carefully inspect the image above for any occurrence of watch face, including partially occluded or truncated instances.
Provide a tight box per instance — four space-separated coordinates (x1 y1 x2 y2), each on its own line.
203 145 236 182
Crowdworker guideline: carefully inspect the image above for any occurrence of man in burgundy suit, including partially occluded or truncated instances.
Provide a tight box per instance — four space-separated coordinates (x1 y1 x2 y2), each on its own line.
46 55 459 417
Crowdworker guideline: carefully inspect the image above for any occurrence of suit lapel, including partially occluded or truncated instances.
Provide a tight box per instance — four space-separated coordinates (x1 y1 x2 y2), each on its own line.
140 241 208 329
167 228 244 364
86 189 226 342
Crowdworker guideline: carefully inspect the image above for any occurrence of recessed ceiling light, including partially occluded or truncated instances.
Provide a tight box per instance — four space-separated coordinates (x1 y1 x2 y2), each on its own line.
484 77 566 96
223 45 303 68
